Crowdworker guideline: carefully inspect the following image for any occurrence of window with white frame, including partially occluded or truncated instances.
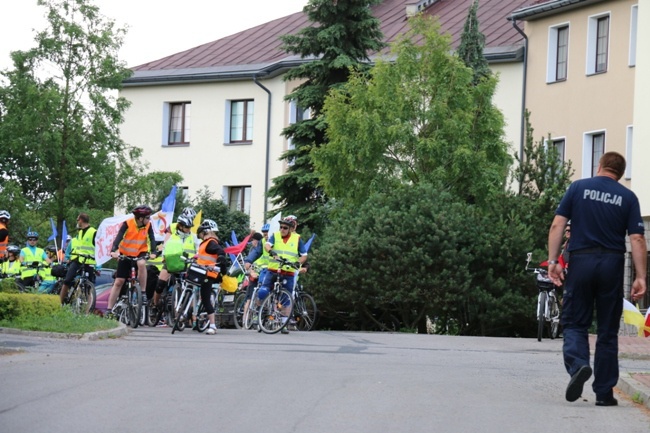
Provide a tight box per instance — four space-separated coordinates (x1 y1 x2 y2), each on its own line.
586 14 610 75
551 138 566 163
226 100 254 143
582 131 605 177
629 5 638 66
167 102 191 145
287 100 312 166
228 186 251 215
625 126 633 179
547 24 569 82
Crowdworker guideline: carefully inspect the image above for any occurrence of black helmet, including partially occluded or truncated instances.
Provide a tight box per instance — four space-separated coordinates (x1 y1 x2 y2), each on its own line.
45 245 57 254
7 245 20 255
132 205 153 218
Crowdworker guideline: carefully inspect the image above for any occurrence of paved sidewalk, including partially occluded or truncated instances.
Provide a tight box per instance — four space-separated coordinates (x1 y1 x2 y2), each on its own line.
590 334 650 408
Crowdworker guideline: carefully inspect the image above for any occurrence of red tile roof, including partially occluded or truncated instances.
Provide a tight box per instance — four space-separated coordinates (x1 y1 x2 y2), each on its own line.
133 0 534 74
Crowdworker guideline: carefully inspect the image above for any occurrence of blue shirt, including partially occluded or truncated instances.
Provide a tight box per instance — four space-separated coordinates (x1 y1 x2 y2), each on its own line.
556 176 644 252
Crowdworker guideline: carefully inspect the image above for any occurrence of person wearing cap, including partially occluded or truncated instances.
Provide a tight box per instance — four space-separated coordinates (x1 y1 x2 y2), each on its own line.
19 229 46 288
0 210 10 260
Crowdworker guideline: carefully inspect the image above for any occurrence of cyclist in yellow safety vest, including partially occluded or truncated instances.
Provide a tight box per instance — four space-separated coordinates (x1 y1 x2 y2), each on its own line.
151 213 197 312
1 245 22 277
258 218 308 334
38 245 59 293
19 230 46 287
60 213 97 305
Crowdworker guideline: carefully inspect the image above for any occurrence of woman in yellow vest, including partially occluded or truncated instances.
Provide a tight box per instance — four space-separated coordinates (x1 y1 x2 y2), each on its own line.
106 206 157 317
195 219 226 335
1 245 22 277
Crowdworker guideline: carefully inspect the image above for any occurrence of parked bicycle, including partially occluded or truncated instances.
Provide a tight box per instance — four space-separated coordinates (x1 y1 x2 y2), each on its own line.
112 255 145 328
63 253 97 315
526 252 560 341
146 272 181 327
233 267 261 330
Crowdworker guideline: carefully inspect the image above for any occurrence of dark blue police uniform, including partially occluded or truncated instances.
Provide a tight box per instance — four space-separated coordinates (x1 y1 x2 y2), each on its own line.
556 175 644 402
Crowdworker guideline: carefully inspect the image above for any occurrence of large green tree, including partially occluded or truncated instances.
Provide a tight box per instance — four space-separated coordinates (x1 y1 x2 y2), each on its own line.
457 0 490 84
315 15 511 206
268 0 385 233
0 0 142 230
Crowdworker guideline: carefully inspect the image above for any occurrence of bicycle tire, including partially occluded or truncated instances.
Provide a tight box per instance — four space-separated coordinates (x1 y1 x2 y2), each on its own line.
76 280 96 315
259 288 293 334
537 291 547 342
171 287 191 334
233 293 247 329
549 294 560 339
165 285 180 327
126 282 142 329
146 298 160 327
294 292 318 331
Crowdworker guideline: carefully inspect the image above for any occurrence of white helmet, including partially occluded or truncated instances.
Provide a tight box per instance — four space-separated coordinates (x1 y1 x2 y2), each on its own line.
0 210 10 220
181 207 197 221
198 219 218 235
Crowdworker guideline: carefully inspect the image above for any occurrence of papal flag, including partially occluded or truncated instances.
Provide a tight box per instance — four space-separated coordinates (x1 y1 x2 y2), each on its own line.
622 299 650 337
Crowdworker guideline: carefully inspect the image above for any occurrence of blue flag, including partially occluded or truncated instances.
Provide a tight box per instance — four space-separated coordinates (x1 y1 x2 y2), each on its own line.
161 185 177 213
304 233 316 252
48 218 58 242
231 230 239 246
61 220 68 249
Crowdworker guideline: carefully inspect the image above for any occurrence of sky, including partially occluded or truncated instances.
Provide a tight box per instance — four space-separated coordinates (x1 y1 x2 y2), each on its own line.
0 0 309 70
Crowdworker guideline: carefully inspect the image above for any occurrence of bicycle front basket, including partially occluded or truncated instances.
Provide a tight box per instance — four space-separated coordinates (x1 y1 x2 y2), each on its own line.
51 264 68 278
186 265 208 284
536 272 555 291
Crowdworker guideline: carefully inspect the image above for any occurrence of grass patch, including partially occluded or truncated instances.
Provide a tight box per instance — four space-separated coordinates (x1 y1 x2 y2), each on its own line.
0 307 117 334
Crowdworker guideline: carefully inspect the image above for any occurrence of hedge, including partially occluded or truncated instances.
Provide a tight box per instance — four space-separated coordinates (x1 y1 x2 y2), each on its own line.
0 293 60 321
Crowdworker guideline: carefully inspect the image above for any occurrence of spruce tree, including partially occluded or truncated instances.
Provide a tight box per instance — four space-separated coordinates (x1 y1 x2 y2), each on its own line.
457 0 490 84
267 0 384 233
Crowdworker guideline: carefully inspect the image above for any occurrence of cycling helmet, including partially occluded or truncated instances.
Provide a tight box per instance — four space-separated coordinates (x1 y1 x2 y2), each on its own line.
26 229 39 238
261 223 270 232
181 207 197 221
279 218 294 228
66 235 72 241
45 245 57 254
197 219 218 235
176 214 193 229
284 215 298 228
7 245 20 255
132 205 153 218
0 210 10 220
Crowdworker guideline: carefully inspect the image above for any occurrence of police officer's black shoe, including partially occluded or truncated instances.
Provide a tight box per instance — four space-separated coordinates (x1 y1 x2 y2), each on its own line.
566 365 592 402
595 397 618 406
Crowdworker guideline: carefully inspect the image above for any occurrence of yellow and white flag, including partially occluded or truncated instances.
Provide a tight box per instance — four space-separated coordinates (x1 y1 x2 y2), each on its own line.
622 299 650 337
191 210 202 234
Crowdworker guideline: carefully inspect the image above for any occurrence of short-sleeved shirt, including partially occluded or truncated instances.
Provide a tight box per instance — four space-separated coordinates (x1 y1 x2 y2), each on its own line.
555 176 644 252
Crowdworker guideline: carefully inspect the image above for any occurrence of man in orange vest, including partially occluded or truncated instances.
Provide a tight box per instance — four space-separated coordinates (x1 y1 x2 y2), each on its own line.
0 210 10 261
106 205 157 317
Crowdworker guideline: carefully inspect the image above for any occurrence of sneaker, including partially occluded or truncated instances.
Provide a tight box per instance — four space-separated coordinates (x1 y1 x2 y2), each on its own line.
192 321 199 331
206 326 217 335
595 397 618 407
281 327 290 334
252 314 259 326
566 365 592 402
104 310 116 320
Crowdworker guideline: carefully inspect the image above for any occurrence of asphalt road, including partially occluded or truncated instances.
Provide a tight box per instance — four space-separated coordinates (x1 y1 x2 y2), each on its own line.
1 328 650 433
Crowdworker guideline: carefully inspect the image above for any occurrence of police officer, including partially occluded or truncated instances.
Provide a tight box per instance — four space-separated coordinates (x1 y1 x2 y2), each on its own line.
547 151 647 407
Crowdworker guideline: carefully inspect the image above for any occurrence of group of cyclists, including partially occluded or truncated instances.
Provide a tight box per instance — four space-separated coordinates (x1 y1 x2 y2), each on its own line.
0 204 311 336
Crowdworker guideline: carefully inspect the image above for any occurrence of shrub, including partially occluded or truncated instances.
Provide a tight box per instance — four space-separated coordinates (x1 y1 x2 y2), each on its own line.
0 293 60 321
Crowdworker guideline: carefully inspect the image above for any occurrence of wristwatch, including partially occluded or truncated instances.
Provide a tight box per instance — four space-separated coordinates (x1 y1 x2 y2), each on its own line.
548 260 559 265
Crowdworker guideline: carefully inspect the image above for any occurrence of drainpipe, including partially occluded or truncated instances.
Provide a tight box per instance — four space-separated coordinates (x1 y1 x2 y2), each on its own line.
512 18 529 195
253 75 272 223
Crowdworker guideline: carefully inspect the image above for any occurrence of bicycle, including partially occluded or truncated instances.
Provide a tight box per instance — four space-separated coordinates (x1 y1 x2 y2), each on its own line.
171 259 216 334
526 252 560 341
256 257 298 334
291 281 318 331
233 267 262 330
146 272 182 327
64 253 97 315
112 255 145 329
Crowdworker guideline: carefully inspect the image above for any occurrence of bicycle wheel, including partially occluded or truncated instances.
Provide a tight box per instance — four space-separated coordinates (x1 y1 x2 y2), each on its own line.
259 288 293 334
196 290 216 333
74 280 96 315
549 294 560 339
172 288 190 333
146 298 160 327
126 282 142 329
165 285 179 327
537 291 547 342
294 293 318 331
233 292 247 329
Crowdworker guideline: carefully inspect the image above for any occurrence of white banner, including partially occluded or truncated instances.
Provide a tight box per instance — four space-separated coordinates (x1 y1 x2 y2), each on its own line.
151 210 173 242
95 214 130 266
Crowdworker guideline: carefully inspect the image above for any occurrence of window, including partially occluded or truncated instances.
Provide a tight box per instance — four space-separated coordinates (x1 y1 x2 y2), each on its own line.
168 102 191 145
228 100 254 143
629 5 638 66
551 138 565 163
287 100 312 166
582 131 605 178
586 14 609 75
228 186 251 214
547 25 569 82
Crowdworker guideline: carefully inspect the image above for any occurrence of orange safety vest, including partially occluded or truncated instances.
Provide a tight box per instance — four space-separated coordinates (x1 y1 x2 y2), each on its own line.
0 222 8 256
196 237 219 279
118 218 150 257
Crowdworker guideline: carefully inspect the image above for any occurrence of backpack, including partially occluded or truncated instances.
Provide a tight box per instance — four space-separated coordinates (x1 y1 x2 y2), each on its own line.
163 237 186 273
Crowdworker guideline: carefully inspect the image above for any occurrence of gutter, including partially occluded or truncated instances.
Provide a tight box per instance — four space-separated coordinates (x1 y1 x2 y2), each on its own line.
510 0 606 21
253 75 272 222
511 18 528 195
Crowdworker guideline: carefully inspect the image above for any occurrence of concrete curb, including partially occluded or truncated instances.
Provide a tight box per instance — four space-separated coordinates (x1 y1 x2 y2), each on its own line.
0 322 129 341
617 373 650 409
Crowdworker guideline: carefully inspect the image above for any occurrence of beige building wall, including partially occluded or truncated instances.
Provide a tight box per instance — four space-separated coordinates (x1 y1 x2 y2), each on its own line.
120 75 289 230
492 62 524 161
524 0 637 188
632 2 650 215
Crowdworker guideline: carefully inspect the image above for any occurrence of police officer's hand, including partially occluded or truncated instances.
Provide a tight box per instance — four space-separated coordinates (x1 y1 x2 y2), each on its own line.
631 277 647 302
548 263 564 286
